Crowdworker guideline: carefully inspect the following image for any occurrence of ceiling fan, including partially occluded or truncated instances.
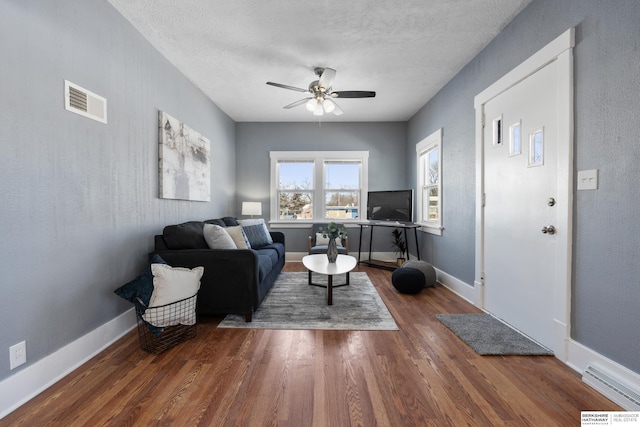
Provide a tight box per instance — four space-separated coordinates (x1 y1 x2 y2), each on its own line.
266 67 376 116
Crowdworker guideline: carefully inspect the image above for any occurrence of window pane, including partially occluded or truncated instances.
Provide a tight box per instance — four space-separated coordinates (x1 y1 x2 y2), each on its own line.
325 162 360 189
278 161 313 190
325 191 360 219
428 148 439 184
278 191 312 220
428 187 439 221
422 188 430 222
529 128 544 166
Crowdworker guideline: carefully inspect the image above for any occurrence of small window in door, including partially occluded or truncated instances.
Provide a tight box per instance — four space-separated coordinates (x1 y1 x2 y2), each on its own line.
492 115 502 146
509 121 522 156
528 127 544 167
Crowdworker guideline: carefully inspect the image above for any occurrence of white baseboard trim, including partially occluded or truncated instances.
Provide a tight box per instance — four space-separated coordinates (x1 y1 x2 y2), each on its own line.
0 308 136 419
434 267 477 304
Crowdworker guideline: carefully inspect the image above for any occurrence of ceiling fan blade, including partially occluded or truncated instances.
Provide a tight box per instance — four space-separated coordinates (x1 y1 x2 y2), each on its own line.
318 68 336 89
331 100 344 116
330 91 376 98
283 97 312 109
267 81 308 93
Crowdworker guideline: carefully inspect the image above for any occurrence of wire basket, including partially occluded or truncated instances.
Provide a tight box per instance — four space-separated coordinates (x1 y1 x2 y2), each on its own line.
135 293 197 354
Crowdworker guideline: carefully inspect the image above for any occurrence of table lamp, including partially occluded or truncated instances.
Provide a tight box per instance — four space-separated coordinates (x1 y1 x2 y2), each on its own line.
242 202 262 218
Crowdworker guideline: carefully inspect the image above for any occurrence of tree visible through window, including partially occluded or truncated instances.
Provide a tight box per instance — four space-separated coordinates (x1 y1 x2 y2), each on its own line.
271 151 369 222
277 161 314 220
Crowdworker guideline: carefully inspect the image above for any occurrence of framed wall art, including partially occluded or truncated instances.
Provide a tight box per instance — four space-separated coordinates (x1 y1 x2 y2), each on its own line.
158 111 211 201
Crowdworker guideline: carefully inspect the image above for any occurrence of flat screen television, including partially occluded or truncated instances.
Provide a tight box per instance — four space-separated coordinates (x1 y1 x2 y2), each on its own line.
366 190 413 223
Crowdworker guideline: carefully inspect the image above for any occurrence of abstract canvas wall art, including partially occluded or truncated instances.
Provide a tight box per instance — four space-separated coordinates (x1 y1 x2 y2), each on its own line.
158 111 211 201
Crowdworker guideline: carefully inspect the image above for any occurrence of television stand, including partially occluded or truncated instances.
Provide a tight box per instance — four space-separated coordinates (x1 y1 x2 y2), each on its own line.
357 222 421 271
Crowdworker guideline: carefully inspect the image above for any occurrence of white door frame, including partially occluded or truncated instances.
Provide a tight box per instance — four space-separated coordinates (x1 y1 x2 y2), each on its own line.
473 28 574 360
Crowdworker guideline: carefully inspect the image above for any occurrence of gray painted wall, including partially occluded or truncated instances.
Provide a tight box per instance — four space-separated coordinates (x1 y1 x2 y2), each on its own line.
0 0 235 381
408 0 640 373
235 122 407 253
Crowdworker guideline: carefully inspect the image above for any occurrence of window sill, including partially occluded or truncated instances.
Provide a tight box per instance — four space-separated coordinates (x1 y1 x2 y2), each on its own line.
418 224 443 236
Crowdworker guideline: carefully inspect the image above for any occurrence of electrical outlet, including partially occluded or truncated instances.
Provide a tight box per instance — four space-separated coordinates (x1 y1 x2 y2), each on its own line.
10 341 26 370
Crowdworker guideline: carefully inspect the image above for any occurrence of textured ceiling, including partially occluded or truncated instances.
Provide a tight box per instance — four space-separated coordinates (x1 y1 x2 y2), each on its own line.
107 0 532 122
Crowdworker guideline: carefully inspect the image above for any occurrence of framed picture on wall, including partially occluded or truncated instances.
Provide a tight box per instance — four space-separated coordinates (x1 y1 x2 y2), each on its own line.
158 111 211 201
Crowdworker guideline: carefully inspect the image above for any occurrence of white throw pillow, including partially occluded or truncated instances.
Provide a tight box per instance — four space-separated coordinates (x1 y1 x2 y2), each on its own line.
225 226 251 249
203 223 237 249
315 233 343 247
143 264 203 327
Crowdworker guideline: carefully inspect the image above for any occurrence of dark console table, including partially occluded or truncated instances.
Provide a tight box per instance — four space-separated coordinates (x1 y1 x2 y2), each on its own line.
357 222 421 270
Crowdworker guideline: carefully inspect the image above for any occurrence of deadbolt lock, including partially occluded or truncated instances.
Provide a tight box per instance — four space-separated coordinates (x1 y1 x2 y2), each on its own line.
547 197 556 207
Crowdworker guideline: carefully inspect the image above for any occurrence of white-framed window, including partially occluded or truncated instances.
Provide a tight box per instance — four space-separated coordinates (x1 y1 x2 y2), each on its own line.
416 129 443 235
270 151 369 225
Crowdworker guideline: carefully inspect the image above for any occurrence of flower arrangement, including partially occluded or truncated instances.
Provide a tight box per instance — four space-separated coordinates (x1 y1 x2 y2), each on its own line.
320 222 347 241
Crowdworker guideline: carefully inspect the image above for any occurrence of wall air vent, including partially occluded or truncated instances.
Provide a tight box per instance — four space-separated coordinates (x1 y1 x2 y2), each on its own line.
64 80 107 124
583 364 640 411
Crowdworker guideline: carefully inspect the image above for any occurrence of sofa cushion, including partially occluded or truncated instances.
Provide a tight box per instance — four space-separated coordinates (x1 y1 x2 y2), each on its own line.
222 216 239 226
259 242 285 259
254 247 279 269
256 253 273 282
114 255 167 307
204 218 226 227
203 224 237 249
163 221 208 249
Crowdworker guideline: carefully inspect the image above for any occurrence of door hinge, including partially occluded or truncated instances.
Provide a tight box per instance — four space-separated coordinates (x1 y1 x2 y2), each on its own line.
482 193 486 207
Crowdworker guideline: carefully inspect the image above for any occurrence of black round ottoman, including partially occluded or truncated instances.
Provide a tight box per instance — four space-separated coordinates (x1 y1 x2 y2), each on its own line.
392 260 437 294
391 267 425 294
402 260 437 288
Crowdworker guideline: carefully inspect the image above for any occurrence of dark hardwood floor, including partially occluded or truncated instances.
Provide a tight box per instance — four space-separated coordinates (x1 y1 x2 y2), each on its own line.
2 263 619 426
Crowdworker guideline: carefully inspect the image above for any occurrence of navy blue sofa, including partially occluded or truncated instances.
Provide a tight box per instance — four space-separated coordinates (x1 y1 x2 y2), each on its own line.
151 218 285 321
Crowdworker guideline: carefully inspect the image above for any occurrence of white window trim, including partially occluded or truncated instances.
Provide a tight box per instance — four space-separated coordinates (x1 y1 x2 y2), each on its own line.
416 128 443 236
269 151 369 226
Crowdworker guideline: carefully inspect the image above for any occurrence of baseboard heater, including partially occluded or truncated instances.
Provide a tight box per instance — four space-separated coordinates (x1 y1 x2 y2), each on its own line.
583 364 640 411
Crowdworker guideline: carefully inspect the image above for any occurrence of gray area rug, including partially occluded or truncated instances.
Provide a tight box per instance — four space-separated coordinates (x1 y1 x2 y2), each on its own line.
218 272 398 330
435 314 553 356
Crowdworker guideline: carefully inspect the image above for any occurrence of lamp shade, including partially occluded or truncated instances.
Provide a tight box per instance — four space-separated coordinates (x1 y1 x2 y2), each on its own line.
241 202 262 216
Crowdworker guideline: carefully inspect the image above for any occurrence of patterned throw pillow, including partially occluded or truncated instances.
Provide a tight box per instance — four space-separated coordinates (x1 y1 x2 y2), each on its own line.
238 218 273 248
225 226 252 249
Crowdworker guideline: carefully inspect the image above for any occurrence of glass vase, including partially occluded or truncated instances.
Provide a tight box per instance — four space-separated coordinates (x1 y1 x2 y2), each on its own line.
326 238 338 263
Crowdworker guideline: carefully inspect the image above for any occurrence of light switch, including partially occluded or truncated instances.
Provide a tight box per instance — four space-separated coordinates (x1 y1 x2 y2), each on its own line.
577 169 598 190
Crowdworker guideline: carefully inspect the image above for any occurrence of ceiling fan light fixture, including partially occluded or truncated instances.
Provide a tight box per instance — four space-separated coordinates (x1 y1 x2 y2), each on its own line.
323 98 335 113
313 101 324 116
305 98 316 112
267 67 376 117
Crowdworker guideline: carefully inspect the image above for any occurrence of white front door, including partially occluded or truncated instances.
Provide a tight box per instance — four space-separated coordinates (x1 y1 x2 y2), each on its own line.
482 59 560 350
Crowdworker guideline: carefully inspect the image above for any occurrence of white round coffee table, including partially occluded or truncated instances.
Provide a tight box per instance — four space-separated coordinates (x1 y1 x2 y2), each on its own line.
302 254 357 305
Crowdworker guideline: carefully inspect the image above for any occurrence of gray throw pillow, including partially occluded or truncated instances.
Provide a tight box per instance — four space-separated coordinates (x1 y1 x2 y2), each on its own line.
203 224 237 249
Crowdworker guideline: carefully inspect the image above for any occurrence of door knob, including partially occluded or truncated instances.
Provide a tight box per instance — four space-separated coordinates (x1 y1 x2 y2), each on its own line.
541 225 556 235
